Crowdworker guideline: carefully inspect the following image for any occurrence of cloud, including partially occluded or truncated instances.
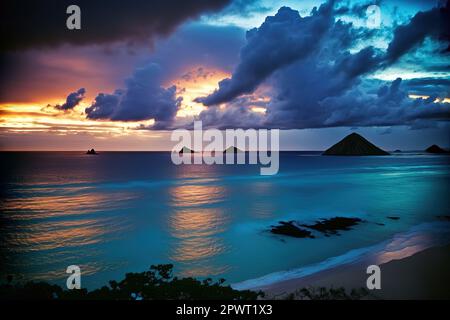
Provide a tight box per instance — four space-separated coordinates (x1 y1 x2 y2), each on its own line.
404 77 450 96
0 22 245 104
334 0 381 18
72 22 244 129
149 22 245 77
85 63 181 128
84 91 121 119
319 78 450 128
0 0 232 51
54 88 86 110
195 3 336 106
193 1 449 130
197 95 266 129
219 0 270 17
385 0 450 64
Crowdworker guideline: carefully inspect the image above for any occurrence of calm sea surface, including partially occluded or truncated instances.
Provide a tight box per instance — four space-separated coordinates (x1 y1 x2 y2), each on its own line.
1 152 449 289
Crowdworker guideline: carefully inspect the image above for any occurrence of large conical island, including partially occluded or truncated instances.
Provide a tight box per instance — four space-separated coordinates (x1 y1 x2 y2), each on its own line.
323 133 389 156
425 144 447 154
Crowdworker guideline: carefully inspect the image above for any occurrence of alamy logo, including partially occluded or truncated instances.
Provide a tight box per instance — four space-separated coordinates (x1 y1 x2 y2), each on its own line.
366 265 381 290
170 121 280 175
66 5 81 30
366 5 381 29
66 265 81 289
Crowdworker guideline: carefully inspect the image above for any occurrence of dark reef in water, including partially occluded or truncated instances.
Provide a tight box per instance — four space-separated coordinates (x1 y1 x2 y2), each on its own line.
270 217 363 238
387 216 400 220
323 133 389 156
270 221 315 238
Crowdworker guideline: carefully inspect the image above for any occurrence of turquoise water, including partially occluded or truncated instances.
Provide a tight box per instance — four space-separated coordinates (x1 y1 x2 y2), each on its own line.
0 152 449 289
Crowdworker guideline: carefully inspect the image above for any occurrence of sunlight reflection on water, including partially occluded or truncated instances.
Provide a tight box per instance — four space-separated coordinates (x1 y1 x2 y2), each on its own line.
167 166 231 277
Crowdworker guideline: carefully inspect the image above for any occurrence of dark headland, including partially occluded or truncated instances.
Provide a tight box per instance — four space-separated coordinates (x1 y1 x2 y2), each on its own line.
425 144 447 154
323 133 389 156
86 148 97 155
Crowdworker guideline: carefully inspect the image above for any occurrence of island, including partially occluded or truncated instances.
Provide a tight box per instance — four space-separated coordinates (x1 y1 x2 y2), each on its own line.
179 146 194 154
323 132 389 156
425 144 447 154
86 149 97 155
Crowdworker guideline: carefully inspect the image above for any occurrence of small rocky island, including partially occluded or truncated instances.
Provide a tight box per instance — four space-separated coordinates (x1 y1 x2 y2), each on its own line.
425 144 447 154
223 146 244 153
179 147 194 154
323 132 389 156
86 148 97 155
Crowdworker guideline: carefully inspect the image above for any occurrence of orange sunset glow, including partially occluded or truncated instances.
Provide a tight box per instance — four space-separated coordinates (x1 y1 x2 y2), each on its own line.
174 68 231 117
0 67 232 137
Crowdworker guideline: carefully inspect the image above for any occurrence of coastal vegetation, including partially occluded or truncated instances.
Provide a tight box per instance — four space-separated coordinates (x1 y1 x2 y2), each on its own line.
0 264 372 300
283 287 370 300
0 264 262 300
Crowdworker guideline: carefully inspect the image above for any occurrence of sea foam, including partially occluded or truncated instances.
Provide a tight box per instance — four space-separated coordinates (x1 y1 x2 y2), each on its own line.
232 221 450 290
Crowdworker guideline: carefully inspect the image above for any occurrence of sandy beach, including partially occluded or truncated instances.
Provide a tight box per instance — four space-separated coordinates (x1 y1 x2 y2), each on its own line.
258 244 450 300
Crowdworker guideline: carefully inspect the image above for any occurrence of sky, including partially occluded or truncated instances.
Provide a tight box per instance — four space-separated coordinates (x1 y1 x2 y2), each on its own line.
0 0 449 151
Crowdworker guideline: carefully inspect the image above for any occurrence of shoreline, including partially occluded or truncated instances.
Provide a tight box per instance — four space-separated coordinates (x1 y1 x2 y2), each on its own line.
232 221 450 299
260 244 450 299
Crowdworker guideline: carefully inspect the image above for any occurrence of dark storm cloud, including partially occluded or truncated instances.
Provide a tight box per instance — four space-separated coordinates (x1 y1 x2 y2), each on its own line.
82 22 245 128
319 78 450 128
0 0 232 51
84 92 121 119
193 1 449 130
404 78 450 96
54 88 86 110
0 22 245 104
219 0 270 17
194 3 385 128
334 0 381 18
385 0 450 63
197 96 266 129
195 2 336 106
85 63 181 127
150 23 245 77
198 1 449 108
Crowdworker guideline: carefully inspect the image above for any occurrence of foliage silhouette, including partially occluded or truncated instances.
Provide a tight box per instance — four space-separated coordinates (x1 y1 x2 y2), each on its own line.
284 287 370 300
1 264 262 300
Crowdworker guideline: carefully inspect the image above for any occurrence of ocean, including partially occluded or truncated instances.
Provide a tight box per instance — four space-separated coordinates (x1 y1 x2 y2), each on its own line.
0 151 449 290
